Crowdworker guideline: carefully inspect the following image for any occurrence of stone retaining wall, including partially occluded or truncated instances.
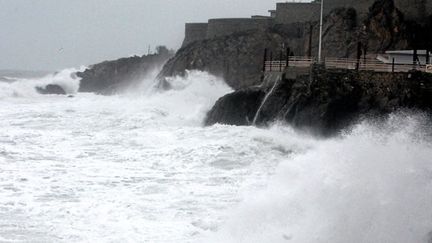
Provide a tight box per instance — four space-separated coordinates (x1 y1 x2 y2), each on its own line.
182 23 208 48
206 18 273 38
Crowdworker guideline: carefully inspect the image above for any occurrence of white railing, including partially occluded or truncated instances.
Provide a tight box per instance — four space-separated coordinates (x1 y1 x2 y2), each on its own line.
264 56 429 73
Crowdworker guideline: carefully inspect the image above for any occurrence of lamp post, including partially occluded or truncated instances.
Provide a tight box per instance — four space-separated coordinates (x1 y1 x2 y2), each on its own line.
318 0 324 63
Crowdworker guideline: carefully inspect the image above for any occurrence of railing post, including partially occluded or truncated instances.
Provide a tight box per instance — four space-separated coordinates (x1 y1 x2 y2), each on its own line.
279 51 283 72
426 48 430 65
363 45 367 64
269 51 273 71
356 41 362 71
308 24 313 58
262 48 268 72
286 48 290 67
392 58 395 73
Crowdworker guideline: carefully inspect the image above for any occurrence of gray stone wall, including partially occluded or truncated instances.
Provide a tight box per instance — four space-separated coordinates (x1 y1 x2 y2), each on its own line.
206 18 273 38
275 3 320 24
182 23 208 48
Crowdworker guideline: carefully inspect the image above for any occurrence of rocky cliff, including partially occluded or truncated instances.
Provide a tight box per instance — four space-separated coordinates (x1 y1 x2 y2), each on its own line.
35 84 67 95
308 0 432 58
158 26 306 90
159 0 431 90
205 66 432 135
77 48 173 95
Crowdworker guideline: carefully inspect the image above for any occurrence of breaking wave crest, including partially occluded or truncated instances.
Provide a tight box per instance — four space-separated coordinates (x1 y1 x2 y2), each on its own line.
202 113 432 243
0 68 431 242
0 67 84 99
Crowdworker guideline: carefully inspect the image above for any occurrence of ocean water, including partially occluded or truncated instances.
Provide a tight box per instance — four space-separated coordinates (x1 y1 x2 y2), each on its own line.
0 70 431 242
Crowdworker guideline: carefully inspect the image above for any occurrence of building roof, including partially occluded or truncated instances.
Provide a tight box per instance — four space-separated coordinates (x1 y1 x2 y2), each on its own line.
251 15 274 19
386 50 430 55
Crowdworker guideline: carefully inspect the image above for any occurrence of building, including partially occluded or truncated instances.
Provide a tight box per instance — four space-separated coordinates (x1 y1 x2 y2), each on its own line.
377 50 432 65
182 23 209 47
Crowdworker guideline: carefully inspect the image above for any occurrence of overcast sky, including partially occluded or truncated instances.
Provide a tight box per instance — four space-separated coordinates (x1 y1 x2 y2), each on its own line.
0 0 309 71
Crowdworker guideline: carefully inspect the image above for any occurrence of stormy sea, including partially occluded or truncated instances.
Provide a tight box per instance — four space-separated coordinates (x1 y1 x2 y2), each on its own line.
0 69 431 243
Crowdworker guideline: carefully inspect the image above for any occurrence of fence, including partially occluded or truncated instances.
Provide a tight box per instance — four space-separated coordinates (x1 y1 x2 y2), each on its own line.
264 56 428 73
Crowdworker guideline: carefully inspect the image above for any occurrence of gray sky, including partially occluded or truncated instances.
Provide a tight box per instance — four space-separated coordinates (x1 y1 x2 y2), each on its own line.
0 0 309 71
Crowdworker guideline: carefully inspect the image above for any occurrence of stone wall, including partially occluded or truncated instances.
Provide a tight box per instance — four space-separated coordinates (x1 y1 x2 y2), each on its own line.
275 2 320 24
206 18 273 38
181 23 208 48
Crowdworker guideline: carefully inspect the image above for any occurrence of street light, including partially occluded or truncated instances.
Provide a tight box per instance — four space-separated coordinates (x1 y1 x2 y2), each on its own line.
318 0 324 63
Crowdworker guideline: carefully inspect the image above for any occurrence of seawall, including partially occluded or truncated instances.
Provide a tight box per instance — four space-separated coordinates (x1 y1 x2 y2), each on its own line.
181 23 208 48
206 18 273 38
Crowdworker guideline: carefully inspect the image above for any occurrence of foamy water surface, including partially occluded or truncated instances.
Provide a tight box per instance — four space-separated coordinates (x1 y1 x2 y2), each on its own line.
0 71 431 242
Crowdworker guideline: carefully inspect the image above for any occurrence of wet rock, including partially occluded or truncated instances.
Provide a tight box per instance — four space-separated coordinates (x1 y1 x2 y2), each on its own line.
205 88 265 126
312 0 432 58
35 84 66 95
77 47 173 95
205 66 432 135
158 27 306 90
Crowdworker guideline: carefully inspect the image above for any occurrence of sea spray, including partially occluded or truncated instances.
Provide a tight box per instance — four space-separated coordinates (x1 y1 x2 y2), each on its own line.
133 70 233 126
203 113 432 243
252 73 282 125
0 71 274 242
0 67 85 99
1 69 431 242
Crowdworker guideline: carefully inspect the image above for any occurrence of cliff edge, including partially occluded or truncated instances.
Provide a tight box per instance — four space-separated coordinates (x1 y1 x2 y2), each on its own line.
158 26 305 90
77 47 173 95
159 0 431 91
205 66 432 135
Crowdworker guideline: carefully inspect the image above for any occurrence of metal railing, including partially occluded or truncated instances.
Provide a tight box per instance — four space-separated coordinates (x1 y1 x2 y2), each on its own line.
264 56 429 73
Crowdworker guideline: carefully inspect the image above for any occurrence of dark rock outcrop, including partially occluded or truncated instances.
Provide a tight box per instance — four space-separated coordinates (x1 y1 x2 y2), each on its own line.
306 7 359 58
77 47 173 95
309 0 432 58
159 0 431 90
205 88 265 126
361 0 409 52
158 26 306 90
205 66 432 135
35 84 66 95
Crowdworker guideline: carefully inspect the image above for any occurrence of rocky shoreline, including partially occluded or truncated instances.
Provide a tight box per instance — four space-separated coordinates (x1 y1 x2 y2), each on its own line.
205 65 432 135
158 0 432 91
77 47 173 95
68 0 432 134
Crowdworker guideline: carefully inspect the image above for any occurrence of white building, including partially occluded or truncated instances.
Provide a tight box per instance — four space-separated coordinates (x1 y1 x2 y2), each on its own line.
377 50 431 65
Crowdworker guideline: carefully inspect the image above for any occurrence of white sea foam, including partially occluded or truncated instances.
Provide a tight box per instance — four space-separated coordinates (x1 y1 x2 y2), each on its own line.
0 67 84 99
0 69 431 242
203 114 432 243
